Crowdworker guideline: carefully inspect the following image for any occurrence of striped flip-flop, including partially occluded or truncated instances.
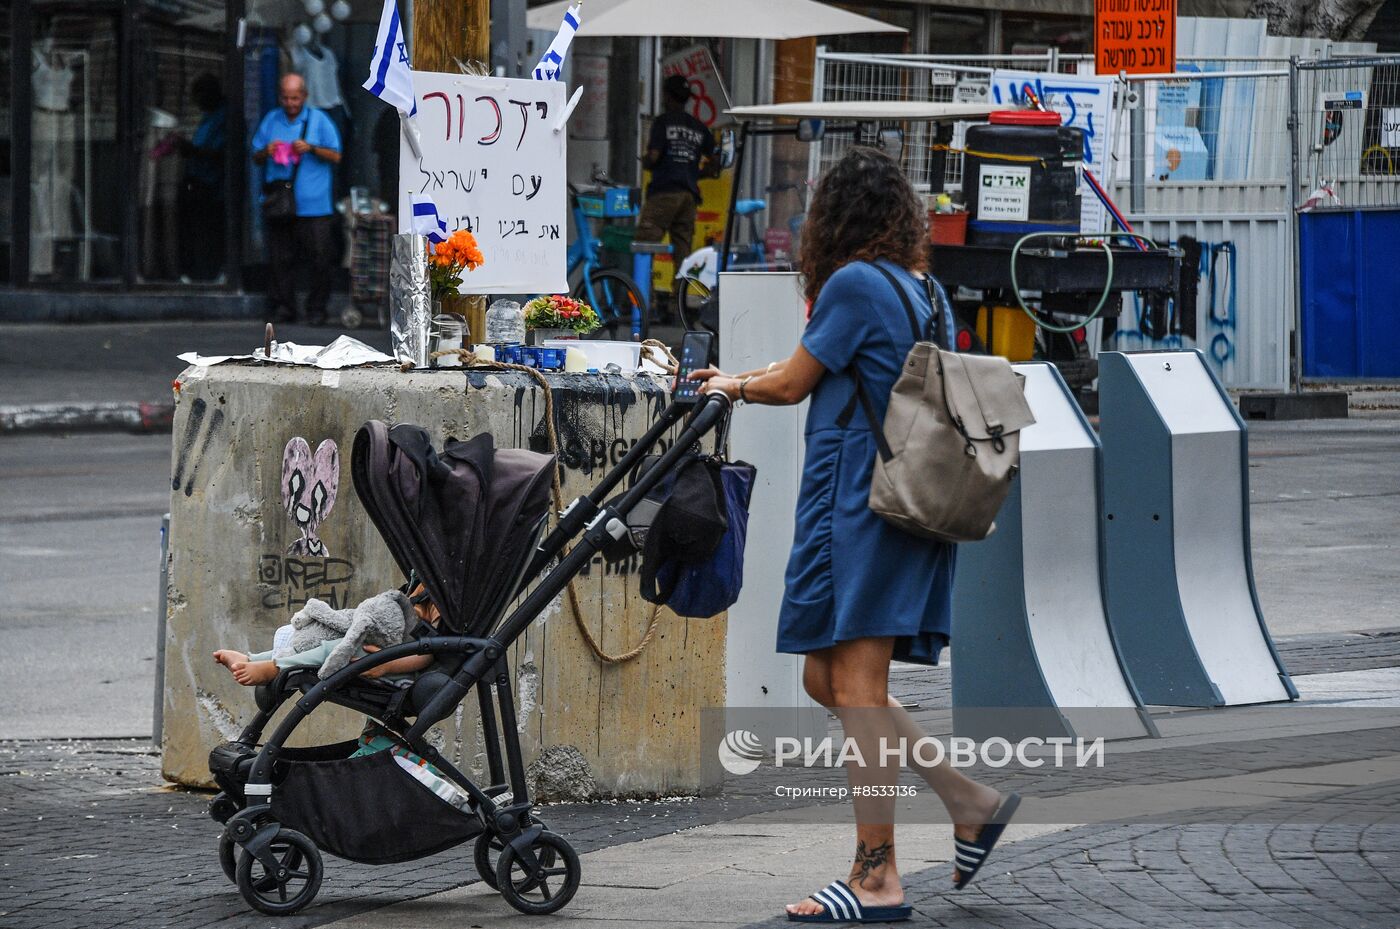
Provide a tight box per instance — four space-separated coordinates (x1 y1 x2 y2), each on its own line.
787 879 912 923
952 792 1022 890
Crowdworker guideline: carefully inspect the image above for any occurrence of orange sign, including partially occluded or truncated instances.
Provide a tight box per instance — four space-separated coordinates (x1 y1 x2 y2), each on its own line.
1095 0 1176 75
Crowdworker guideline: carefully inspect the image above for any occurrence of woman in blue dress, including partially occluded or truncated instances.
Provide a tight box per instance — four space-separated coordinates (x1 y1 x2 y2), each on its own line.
694 147 1018 922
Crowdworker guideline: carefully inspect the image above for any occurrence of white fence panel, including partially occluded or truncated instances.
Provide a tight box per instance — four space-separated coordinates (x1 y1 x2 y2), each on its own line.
1106 214 1291 390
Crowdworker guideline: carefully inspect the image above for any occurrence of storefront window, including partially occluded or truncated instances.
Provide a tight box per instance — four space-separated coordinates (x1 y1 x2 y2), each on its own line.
241 1 391 275
827 3 915 55
1 2 12 283
1002 13 1092 56
927 9 988 57
29 4 121 283
135 5 228 284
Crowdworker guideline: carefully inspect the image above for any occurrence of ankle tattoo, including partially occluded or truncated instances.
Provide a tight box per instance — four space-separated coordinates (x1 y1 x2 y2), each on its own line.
852 839 893 887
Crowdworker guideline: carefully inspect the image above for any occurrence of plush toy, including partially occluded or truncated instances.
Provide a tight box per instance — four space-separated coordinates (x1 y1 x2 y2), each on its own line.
273 589 416 679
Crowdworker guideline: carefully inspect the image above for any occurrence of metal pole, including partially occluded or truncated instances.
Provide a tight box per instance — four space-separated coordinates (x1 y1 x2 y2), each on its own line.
153 513 170 745
1130 88 1145 215
1287 56 1303 393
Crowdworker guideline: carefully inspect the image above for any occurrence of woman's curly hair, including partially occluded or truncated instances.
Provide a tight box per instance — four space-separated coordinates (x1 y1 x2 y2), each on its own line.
798 146 928 304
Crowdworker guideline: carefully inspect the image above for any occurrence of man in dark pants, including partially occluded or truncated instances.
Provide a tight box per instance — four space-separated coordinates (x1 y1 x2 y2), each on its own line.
636 74 719 263
251 73 342 325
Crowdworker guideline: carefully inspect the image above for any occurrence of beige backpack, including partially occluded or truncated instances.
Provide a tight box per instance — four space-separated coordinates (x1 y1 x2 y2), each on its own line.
846 264 1036 543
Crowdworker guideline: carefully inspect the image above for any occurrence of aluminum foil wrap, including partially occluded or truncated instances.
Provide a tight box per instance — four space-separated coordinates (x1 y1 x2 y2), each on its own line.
390 232 431 367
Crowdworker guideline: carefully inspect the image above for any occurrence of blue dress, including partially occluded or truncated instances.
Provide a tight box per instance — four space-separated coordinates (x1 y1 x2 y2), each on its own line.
775 260 957 665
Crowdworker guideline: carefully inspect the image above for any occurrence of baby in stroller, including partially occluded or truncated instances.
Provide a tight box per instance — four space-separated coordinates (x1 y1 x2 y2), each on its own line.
210 398 732 919
213 583 442 686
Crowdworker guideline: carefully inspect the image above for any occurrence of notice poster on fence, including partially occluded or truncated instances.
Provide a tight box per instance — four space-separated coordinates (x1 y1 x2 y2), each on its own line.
989 69 1117 234
400 72 568 293
1094 0 1176 76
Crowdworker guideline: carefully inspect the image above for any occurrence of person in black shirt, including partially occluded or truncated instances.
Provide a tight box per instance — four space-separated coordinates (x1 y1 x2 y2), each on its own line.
636 74 719 263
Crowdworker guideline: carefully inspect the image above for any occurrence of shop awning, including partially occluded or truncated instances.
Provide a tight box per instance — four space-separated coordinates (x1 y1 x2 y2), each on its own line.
525 0 906 39
727 101 996 122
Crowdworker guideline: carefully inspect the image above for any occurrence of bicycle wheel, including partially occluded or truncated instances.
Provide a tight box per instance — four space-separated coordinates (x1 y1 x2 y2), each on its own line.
574 269 647 340
674 274 714 333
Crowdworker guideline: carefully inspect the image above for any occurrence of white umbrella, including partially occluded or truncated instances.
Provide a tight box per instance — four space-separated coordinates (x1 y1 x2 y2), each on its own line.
526 0 905 40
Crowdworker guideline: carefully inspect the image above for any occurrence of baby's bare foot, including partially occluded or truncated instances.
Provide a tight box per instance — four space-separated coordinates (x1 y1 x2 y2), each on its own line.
231 660 278 686
213 650 249 671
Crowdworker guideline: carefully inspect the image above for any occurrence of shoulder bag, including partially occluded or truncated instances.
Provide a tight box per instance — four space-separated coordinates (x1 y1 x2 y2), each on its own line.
847 263 1036 543
261 115 311 222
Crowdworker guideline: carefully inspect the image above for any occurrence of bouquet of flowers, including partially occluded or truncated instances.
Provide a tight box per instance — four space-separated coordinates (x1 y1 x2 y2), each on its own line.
522 294 601 334
427 230 485 301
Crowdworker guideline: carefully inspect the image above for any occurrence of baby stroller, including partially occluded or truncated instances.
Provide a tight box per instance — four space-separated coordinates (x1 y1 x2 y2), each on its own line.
207 390 733 917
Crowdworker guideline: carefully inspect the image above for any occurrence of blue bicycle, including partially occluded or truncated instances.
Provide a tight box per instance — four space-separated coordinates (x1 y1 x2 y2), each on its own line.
567 180 648 341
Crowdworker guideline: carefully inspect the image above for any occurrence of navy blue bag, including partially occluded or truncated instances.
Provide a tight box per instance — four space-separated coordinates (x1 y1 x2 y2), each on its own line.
651 459 755 618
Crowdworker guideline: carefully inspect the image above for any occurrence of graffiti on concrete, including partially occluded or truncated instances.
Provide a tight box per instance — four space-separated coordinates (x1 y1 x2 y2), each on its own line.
282 437 339 557
172 397 225 498
258 554 357 611
1110 236 1238 375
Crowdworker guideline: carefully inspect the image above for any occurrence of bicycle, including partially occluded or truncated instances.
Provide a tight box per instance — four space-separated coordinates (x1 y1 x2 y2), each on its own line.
566 176 649 341
674 180 812 333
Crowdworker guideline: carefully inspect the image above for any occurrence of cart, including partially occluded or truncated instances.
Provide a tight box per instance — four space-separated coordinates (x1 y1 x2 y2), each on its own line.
343 213 396 330
719 101 1184 389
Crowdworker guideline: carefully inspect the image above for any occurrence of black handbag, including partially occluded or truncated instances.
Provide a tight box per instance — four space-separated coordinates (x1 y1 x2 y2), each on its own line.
261 117 310 222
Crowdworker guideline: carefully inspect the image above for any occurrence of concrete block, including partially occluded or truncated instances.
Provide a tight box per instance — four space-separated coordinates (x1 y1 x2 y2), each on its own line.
160 364 725 797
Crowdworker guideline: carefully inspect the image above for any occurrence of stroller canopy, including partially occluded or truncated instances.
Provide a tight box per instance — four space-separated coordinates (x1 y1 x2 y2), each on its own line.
352 421 556 635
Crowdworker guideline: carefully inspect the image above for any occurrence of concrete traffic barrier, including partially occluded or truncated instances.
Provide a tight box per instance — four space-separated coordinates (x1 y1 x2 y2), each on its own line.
952 362 1157 742
1099 350 1297 707
161 364 726 797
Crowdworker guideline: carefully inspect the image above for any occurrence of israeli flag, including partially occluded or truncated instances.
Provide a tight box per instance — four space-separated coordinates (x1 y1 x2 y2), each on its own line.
532 3 582 82
364 0 417 116
411 194 448 243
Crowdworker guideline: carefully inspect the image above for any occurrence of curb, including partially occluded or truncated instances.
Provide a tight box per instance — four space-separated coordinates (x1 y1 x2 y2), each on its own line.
0 401 175 435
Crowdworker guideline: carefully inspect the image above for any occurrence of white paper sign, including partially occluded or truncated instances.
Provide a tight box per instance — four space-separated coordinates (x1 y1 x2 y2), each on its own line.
1383 107 1400 149
989 70 1116 234
978 165 1031 221
400 72 568 293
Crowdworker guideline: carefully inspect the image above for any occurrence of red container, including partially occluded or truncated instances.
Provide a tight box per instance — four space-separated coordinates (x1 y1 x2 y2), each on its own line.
929 210 969 246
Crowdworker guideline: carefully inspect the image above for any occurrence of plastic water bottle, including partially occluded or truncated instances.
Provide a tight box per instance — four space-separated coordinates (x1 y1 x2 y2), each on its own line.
485 299 525 345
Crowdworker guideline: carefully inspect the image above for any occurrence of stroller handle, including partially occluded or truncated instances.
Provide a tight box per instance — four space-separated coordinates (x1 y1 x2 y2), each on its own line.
403 393 733 741
480 393 732 658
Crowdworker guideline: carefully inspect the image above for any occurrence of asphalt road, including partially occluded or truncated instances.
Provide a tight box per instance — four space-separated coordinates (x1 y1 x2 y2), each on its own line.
1 414 1397 741
0 433 170 739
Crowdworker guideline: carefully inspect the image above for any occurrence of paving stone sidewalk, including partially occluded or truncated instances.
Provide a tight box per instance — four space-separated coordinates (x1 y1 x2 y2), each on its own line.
2 629 1398 929
745 782 1400 929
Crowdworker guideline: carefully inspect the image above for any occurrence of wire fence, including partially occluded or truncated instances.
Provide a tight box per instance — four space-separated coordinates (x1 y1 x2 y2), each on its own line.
1293 57 1400 208
1119 68 1293 188
812 51 1082 191
811 50 1400 213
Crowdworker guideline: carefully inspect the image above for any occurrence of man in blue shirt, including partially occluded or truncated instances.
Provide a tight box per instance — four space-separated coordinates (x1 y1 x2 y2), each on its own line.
251 73 342 325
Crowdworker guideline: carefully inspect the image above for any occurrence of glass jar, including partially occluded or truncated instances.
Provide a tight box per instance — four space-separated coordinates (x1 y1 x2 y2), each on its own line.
429 314 466 366
485 299 525 345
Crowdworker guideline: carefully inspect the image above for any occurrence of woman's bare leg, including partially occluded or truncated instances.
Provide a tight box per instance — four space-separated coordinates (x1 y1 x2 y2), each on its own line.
787 638 905 917
885 696 1003 846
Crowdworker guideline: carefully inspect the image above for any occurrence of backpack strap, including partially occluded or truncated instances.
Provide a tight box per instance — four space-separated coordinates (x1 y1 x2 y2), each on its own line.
835 262 941 449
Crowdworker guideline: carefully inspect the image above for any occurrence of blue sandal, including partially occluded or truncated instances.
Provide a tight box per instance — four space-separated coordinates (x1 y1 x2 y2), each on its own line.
952 792 1021 890
787 880 912 923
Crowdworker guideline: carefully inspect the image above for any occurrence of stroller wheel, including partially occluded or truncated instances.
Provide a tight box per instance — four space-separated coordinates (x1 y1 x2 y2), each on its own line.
475 818 547 890
235 827 323 916
218 834 238 883
495 831 580 916
474 832 505 890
